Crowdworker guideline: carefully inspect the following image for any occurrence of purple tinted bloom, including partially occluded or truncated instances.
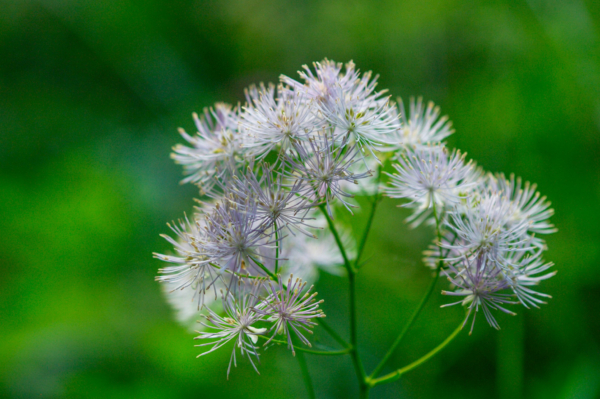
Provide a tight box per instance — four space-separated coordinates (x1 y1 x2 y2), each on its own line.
172 103 251 194
203 198 274 276
385 145 476 226
195 281 268 378
285 131 372 217
442 256 517 334
257 275 325 355
227 163 315 236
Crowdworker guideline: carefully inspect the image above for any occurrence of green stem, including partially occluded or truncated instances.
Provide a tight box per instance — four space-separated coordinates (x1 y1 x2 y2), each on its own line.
354 164 382 269
274 221 280 274
296 351 316 399
368 262 442 379
319 205 353 274
317 319 350 348
258 336 351 356
319 205 368 396
367 322 463 387
368 203 444 380
248 257 276 280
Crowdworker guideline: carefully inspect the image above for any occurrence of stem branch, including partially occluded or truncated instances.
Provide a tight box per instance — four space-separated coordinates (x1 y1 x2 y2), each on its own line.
319 205 368 396
368 322 463 387
368 202 444 379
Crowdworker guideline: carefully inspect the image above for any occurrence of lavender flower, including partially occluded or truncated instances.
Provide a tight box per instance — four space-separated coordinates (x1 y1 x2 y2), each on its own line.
384 145 475 226
154 215 220 309
257 275 325 355
172 103 250 194
195 281 268 378
442 256 517 334
286 131 372 217
203 197 273 277
227 163 314 236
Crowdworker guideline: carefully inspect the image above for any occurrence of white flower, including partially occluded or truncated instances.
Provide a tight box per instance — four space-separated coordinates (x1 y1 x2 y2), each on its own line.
503 249 555 308
240 84 318 158
386 97 454 151
256 276 325 355
154 215 220 309
281 59 370 102
195 281 268 378
282 60 398 157
486 173 556 236
285 131 372 217
172 103 251 194
317 83 399 156
443 192 535 271
385 145 476 226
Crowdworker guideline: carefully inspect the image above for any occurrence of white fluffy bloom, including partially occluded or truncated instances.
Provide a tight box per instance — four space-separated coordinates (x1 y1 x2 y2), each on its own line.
317 83 399 156
281 59 371 102
285 132 372 217
195 281 268 378
502 249 556 308
486 173 556 236
282 60 399 157
385 145 476 226
240 84 317 158
154 215 220 309
443 192 534 270
386 97 454 151
256 276 325 355
172 103 251 194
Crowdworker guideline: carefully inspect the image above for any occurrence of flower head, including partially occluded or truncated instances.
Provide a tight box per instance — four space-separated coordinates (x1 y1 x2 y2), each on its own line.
154 215 219 309
172 103 251 194
385 145 476 226
241 84 317 158
443 192 535 270
195 280 268 378
227 163 314 236
386 97 454 151
442 256 517 334
256 275 325 355
285 131 372 217
203 197 273 276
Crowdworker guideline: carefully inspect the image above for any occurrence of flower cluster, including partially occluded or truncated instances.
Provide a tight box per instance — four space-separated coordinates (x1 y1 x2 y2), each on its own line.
155 59 556 377
383 104 556 333
157 60 390 375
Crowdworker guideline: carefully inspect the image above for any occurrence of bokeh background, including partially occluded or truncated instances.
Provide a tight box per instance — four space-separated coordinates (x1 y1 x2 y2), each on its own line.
2 0 600 398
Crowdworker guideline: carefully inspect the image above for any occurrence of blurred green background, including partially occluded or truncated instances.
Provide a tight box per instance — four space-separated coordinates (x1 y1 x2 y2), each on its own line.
1 0 599 398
